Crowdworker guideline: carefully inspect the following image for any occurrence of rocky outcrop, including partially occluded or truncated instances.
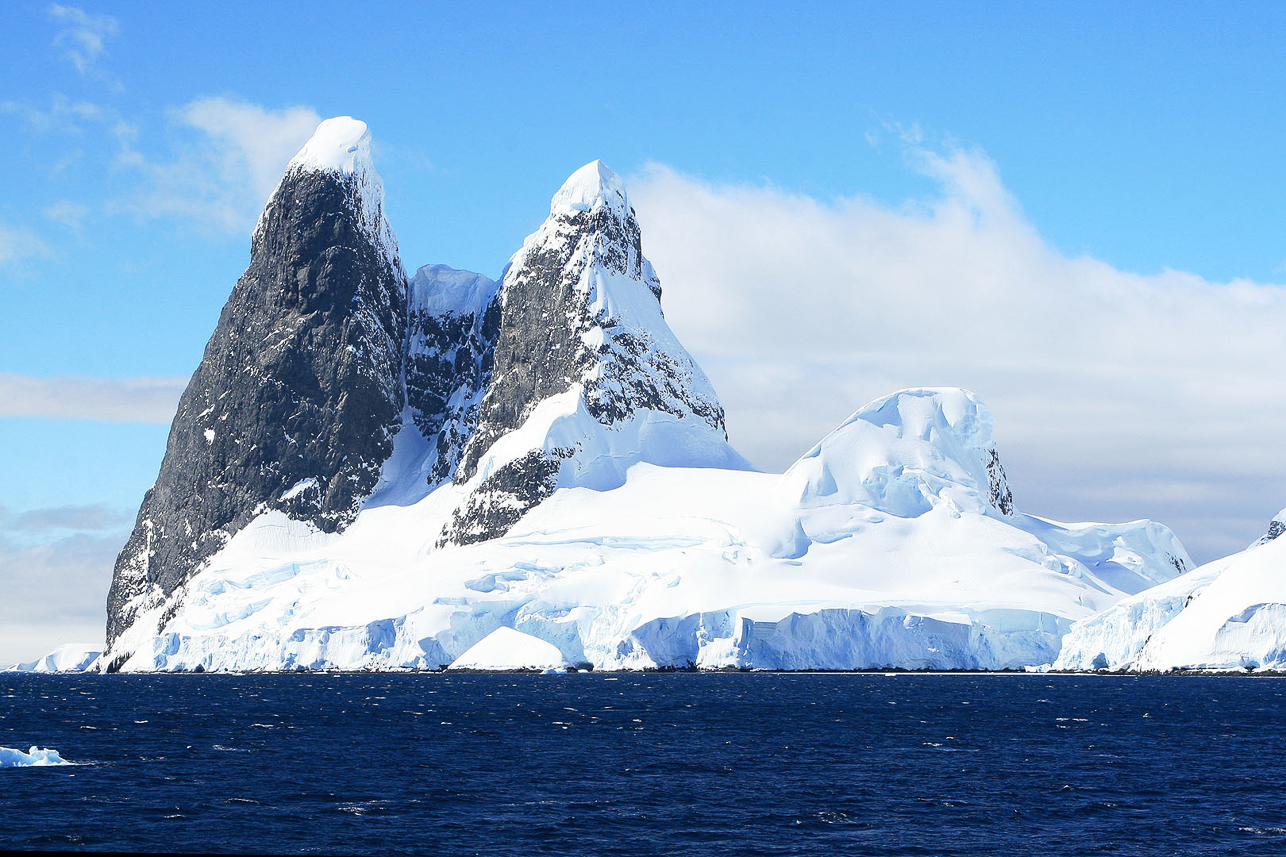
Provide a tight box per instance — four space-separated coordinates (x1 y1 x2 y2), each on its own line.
105 118 407 648
1253 508 1286 547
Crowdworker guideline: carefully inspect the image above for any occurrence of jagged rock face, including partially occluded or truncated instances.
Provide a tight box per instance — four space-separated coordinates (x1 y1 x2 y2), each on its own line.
987 449 1015 516
106 129 406 646
404 265 501 486
440 161 735 546
1254 509 1286 547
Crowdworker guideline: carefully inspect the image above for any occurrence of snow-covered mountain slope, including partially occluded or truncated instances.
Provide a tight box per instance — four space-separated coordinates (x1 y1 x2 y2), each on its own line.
101 387 1189 673
1055 510 1286 672
439 160 749 547
105 117 409 655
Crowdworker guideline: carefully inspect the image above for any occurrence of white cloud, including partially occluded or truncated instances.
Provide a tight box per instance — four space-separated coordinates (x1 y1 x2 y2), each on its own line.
0 222 50 267
48 4 121 87
0 373 187 422
118 97 321 234
628 150 1286 564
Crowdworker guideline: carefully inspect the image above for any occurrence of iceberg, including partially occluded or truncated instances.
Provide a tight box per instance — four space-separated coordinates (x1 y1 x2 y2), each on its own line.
4 643 102 674
0 746 72 767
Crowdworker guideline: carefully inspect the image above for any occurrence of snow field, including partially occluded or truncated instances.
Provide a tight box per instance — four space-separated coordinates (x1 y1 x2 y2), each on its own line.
106 388 1187 673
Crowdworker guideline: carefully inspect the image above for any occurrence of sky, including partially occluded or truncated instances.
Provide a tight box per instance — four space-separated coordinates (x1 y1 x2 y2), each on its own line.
2 1 1285 664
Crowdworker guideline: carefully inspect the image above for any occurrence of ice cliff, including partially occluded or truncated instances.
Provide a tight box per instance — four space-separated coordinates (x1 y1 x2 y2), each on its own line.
1056 508 1286 672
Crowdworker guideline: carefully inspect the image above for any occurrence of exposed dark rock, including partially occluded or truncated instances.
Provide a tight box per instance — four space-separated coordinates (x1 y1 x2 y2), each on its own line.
455 191 725 486
105 163 406 645
986 448 1014 516
439 449 569 547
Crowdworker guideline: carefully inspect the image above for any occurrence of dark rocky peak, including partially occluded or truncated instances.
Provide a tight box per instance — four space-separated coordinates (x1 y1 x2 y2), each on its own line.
105 117 407 649
440 161 744 546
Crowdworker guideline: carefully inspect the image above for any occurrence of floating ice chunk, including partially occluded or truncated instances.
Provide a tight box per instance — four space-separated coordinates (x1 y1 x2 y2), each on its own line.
447 627 571 671
1 746 72 767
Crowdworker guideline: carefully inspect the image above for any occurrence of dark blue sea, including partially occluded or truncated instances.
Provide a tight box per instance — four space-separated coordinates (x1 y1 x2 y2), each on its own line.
2 673 1284 855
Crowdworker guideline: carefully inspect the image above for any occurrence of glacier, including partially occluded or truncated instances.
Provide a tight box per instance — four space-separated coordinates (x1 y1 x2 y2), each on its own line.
95 116 1195 674
1056 511 1286 672
102 386 1189 673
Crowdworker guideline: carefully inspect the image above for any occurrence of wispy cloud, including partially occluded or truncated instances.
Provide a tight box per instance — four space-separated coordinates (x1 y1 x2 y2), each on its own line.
0 373 187 422
1 504 131 533
117 97 321 234
0 222 51 267
629 146 1286 564
0 94 137 169
43 199 90 232
48 3 121 88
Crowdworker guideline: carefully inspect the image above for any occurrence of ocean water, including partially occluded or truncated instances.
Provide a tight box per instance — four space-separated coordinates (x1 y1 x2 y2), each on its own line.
1 673 1284 855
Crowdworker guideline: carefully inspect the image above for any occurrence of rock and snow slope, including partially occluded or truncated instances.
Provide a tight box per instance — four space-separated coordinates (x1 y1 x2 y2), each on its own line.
439 160 748 547
100 117 1193 673
1056 511 1286 672
105 117 408 652
102 386 1188 673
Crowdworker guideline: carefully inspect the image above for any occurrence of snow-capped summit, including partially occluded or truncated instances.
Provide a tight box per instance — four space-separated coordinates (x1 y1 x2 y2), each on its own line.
256 116 399 278
549 159 630 215
440 160 747 545
286 116 372 175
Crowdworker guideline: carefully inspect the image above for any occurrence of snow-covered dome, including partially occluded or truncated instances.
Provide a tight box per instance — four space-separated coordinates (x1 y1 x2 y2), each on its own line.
784 387 1013 518
286 116 372 176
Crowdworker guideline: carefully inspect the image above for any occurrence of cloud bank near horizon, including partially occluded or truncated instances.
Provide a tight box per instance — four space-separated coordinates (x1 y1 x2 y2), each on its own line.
628 148 1286 564
0 373 187 422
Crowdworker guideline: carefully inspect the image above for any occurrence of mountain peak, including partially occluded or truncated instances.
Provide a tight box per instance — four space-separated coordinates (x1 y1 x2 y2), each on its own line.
550 159 629 215
287 116 372 175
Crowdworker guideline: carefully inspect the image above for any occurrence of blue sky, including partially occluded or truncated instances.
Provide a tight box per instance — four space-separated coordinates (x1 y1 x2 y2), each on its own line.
3 1 1286 661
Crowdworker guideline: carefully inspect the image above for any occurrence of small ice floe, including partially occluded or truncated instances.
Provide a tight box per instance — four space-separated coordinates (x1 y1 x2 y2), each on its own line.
1 746 73 767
